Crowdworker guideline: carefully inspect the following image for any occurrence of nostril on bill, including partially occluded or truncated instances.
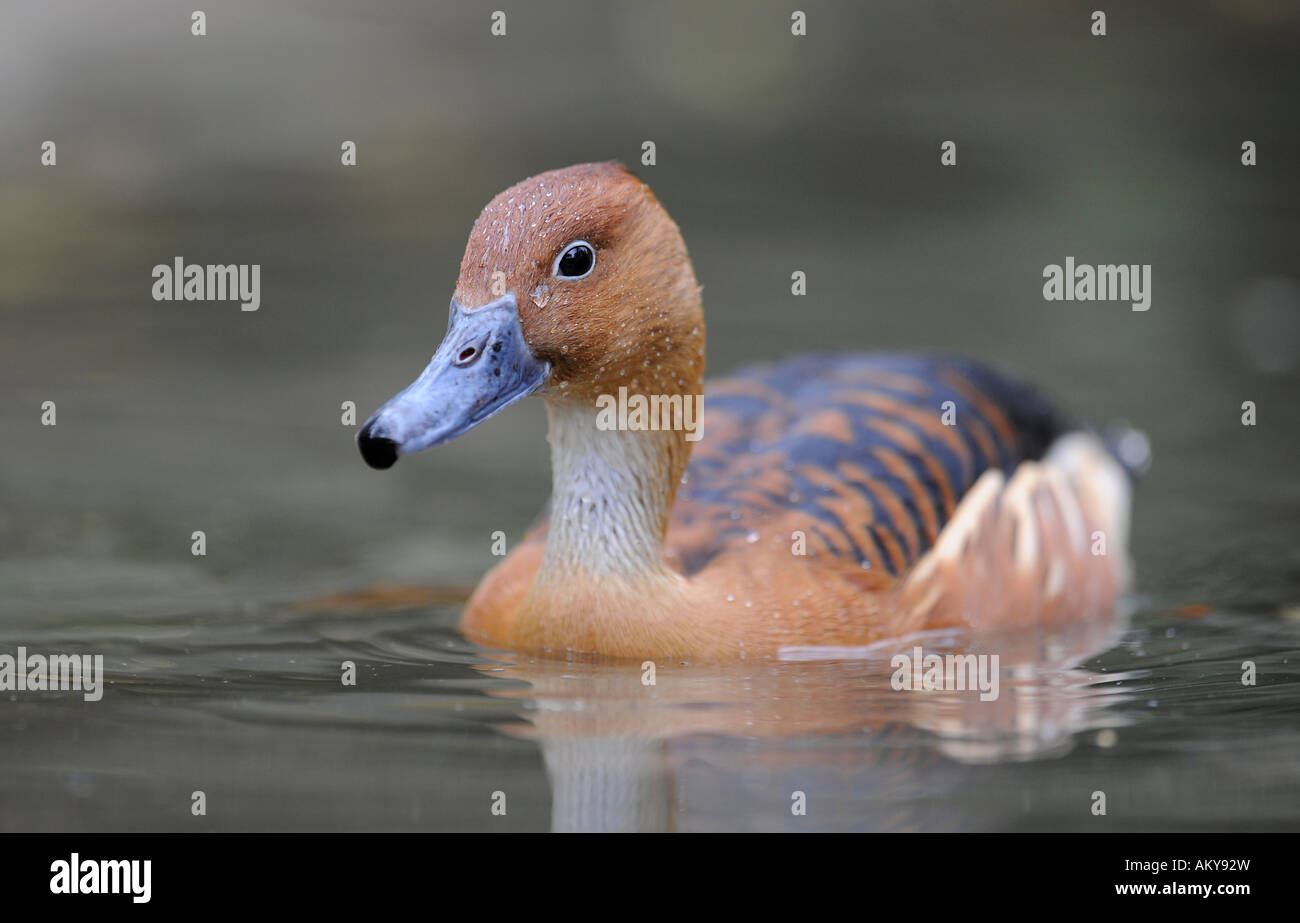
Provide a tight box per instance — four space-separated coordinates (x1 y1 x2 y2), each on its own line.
357 422 400 470
453 335 489 367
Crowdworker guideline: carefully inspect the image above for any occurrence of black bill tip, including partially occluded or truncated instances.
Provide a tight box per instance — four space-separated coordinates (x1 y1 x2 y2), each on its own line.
357 423 400 470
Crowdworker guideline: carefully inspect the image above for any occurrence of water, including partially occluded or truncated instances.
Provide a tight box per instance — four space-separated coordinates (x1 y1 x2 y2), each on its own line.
2 1 1298 831
3 590 1297 831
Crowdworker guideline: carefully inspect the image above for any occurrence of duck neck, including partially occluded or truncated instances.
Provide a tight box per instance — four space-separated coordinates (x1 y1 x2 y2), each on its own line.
535 397 693 583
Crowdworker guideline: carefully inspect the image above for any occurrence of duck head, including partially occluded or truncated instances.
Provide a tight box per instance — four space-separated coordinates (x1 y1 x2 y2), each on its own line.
357 162 705 470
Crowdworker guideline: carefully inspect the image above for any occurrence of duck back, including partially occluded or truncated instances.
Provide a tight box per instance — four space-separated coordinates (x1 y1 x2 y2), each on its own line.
672 354 1071 577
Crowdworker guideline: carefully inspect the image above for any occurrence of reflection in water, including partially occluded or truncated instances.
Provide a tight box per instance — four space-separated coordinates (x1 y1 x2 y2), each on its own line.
478 610 1135 831
2 590 1296 831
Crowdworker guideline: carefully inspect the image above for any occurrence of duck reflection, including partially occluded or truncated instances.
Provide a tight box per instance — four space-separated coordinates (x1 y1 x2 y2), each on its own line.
475 612 1136 831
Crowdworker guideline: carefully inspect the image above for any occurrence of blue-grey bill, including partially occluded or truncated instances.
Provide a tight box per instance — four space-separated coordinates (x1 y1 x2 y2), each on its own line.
357 293 549 469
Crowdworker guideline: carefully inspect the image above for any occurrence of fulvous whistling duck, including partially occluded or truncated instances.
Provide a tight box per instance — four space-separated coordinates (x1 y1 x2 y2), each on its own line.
357 163 1139 660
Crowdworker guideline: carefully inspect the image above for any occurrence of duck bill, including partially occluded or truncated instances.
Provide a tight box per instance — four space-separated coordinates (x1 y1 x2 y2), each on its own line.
357 293 550 470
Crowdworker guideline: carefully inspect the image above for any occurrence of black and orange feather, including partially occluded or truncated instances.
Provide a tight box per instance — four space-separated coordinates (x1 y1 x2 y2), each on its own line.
674 354 1068 577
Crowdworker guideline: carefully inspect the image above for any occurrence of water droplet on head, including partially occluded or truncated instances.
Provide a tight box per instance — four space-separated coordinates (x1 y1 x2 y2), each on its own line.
530 283 550 308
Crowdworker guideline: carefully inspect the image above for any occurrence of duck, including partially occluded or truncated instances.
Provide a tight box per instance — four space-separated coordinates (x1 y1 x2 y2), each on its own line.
357 162 1138 661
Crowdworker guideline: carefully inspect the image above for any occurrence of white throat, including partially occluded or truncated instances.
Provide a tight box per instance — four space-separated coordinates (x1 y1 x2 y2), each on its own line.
538 399 676 579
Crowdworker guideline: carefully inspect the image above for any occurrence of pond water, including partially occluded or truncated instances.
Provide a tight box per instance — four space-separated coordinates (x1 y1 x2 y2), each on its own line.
1 1 1298 832
3 582 1298 831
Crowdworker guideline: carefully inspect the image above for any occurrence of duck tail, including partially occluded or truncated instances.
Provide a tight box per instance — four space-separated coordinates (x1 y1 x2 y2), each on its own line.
897 428 1135 632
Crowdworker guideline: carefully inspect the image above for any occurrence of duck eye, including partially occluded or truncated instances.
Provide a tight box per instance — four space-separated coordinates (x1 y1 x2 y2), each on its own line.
553 241 595 279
